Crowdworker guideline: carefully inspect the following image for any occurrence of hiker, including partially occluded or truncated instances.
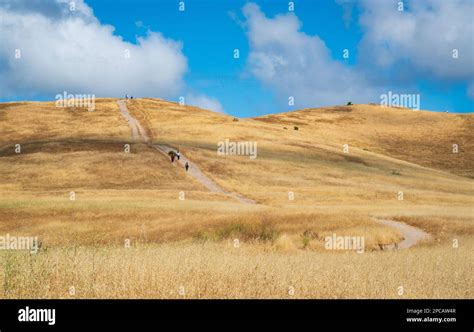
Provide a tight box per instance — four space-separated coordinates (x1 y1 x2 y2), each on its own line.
168 150 176 163
176 151 181 160
185 162 189 172
125 94 128 100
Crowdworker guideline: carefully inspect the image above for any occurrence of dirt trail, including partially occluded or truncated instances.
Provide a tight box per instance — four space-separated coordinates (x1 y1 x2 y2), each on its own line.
374 218 431 249
116 100 430 242
154 145 255 204
118 100 149 141
117 100 255 204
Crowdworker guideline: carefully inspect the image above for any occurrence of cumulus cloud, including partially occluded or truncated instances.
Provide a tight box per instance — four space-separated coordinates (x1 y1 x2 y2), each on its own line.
0 0 187 99
1 0 93 20
185 94 224 113
357 0 474 97
241 3 377 109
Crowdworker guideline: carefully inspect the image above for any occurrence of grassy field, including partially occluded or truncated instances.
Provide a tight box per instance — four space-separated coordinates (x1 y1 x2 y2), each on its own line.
0 98 472 298
1 239 471 299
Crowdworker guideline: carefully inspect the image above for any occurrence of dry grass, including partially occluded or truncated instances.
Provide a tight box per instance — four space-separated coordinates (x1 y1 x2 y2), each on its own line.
1 239 471 299
0 191 401 249
254 104 474 178
0 99 130 146
0 98 472 299
0 143 205 191
394 213 474 242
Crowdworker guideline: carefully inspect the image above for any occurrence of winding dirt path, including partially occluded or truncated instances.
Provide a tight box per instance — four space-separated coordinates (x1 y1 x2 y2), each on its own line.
374 218 431 249
154 145 255 204
117 100 430 242
117 100 255 204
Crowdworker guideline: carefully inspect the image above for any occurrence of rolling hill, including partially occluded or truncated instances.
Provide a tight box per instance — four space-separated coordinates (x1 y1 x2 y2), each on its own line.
0 98 472 298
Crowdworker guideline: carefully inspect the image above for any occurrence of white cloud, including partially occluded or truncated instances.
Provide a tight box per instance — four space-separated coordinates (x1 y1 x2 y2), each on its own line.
185 94 224 113
0 0 187 99
242 3 376 108
357 0 474 96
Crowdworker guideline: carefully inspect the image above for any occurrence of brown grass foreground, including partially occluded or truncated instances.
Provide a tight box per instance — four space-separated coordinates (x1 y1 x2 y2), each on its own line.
1 239 471 299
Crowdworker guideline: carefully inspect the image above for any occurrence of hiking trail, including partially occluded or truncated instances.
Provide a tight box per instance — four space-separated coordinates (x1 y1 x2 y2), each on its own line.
117 100 255 204
373 217 431 249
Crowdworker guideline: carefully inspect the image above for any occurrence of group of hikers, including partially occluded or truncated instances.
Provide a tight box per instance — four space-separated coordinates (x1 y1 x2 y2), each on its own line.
125 94 134 100
169 150 189 172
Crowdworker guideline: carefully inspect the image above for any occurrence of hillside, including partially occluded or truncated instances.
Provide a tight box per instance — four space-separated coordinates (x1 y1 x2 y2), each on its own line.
253 104 474 178
1 99 472 227
0 98 472 298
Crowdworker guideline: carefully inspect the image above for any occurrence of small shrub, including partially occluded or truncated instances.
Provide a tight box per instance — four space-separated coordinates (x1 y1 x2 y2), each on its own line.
200 217 278 243
258 221 278 242
294 126 299 131
301 234 311 249
347 101 353 106
299 230 322 249
195 231 216 243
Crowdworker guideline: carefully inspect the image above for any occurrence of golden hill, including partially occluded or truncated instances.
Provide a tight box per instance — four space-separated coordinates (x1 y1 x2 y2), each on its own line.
254 104 474 178
0 98 472 298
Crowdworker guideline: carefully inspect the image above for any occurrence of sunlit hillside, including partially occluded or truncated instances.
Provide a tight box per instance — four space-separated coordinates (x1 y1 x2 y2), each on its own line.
0 99 472 298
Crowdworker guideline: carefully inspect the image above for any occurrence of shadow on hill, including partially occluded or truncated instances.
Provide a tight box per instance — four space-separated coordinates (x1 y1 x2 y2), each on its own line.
0 139 153 157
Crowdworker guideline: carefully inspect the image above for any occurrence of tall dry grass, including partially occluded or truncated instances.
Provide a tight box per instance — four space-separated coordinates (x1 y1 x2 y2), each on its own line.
0 239 471 299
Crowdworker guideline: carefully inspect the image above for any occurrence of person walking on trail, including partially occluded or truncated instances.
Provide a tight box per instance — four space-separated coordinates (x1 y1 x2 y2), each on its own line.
185 161 189 172
168 150 176 163
176 151 181 160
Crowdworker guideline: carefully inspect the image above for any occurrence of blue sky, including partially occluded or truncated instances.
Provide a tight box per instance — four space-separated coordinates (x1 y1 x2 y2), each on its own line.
1 0 473 116
88 0 367 116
